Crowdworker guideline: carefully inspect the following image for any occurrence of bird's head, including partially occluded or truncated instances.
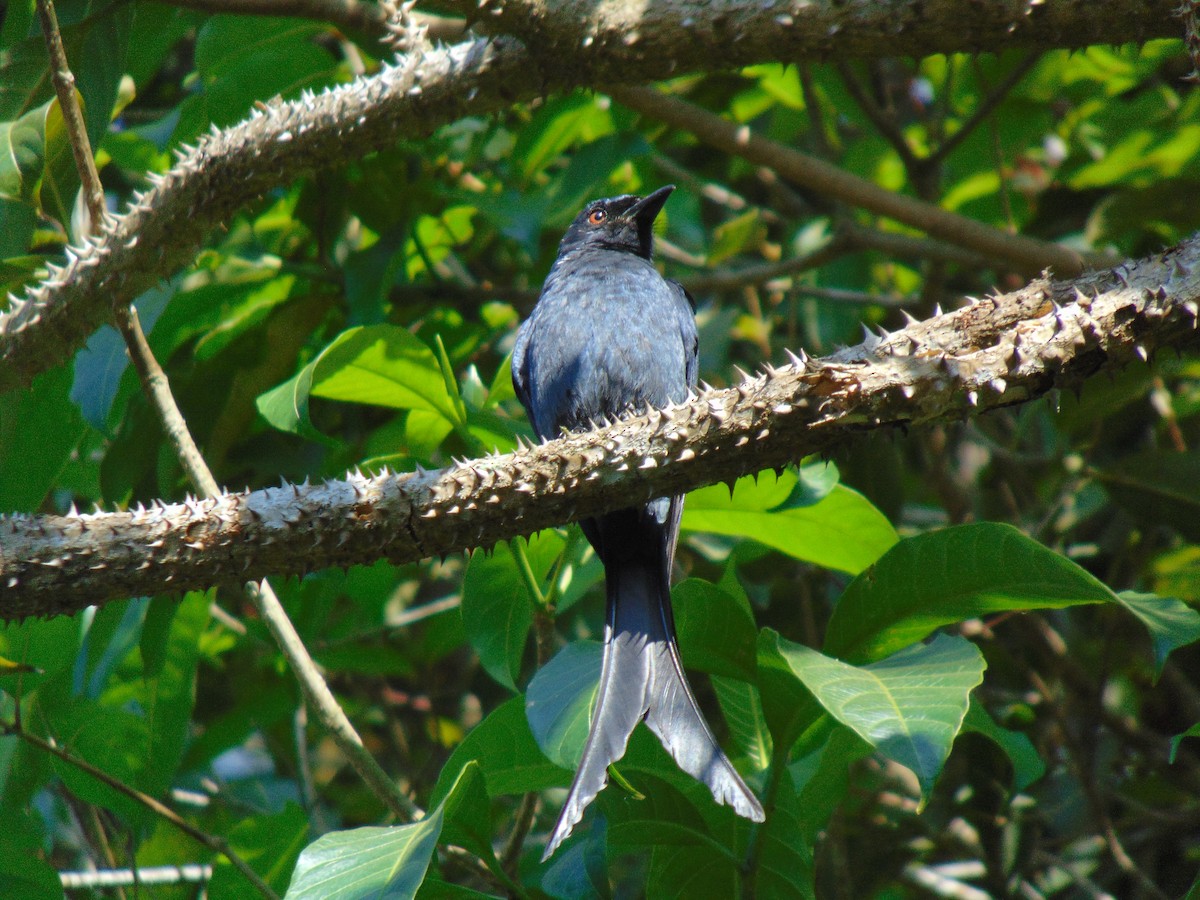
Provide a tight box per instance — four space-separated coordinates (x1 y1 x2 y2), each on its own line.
558 184 675 260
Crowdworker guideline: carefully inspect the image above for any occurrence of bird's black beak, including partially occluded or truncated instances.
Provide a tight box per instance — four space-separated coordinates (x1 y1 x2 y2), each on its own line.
624 184 675 225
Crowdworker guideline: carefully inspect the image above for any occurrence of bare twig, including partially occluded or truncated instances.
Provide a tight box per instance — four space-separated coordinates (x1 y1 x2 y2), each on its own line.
611 85 1095 276
36 0 419 831
835 60 922 174
245 580 421 821
1 721 278 900
931 53 1043 165
60 865 213 890
35 0 106 235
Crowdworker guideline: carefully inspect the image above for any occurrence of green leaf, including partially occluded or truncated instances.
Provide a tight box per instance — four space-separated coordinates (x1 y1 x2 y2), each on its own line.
711 675 772 771
310 325 463 424
1115 591 1200 679
753 767 816 900
825 523 1118 663
672 579 757 681
0 99 52 204
258 325 461 437
515 92 615 181
433 697 569 800
0 350 84 513
790 724 872 841
192 16 339 131
707 208 766 266
755 629 823 752
209 803 311 899
683 468 897 575
525 641 600 771
285 763 482 900
772 632 986 799
961 699 1045 791
462 532 565 690
1099 450 1200 542
1169 723 1200 764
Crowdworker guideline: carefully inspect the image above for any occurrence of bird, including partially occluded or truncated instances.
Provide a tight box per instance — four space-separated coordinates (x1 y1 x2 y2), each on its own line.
511 184 765 860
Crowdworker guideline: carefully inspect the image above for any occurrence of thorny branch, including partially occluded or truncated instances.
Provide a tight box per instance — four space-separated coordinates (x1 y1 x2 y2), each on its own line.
0 0 1179 392
4 236 1200 620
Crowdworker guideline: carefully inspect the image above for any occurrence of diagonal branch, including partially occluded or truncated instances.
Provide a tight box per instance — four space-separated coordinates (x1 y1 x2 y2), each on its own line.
610 85 1096 276
0 0 1180 394
3 236 1199 621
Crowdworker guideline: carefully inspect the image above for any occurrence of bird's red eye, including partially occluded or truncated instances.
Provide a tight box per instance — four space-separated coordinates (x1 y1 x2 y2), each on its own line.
587 209 606 225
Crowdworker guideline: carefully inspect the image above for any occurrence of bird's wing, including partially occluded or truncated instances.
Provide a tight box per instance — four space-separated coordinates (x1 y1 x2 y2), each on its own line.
670 280 699 389
510 318 533 418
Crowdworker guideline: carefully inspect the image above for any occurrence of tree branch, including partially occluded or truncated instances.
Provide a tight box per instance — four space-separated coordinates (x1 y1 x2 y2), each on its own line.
610 85 1095 276
4 237 1199 620
0 0 1178 393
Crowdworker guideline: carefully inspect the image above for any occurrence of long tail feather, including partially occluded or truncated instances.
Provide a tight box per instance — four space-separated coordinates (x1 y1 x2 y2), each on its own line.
542 508 763 860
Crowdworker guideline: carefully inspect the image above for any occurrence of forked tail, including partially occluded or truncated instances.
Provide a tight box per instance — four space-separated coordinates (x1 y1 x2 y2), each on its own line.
542 552 764 860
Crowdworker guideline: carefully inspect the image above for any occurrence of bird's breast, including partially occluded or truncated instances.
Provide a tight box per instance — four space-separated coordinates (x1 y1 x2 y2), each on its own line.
524 255 688 435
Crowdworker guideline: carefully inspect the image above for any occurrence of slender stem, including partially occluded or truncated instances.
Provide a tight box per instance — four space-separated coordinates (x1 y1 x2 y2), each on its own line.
245 580 421 820
35 0 106 235
112 305 220 496
1 720 279 900
511 538 545 606
38 0 420 831
740 744 790 900
500 791 539 875
835 60 921 175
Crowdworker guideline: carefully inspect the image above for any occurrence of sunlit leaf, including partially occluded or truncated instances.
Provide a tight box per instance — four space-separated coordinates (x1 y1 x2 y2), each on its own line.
683 467 897 574
771 631 986 799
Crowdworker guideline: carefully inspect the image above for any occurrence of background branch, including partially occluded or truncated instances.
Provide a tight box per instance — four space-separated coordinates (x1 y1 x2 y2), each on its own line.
0 0 1175 393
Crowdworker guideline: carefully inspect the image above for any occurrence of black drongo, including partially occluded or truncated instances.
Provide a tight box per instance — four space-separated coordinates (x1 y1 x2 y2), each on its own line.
512 185 765 859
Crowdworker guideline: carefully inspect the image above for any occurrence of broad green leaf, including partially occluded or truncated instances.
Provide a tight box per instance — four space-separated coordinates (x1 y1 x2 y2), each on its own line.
790 723 872 841
0 851 60 900
44 700 153 826
209 803 310 899
285 763 482 900
962 700 1045 791
404 205 477 281
255 355 327 441
711 675 772 771
1116 591 1200 679
526 641 601 770
434 697 569 800
672 579 757 681
683 468 897 574
1099 450 1200 542
773 632 986 799
0 343 84 513
310 325 463 424
461 532 564 690
825 523 1200 671
707 208 766 266
825 523 1118 663
192 16 339 131
606 772 737 860
515 92 615 181
0 100 51 204
753 768 816 900
258 325 461 438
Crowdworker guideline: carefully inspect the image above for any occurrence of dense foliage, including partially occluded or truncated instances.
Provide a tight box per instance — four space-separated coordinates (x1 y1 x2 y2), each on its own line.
2 2 1200 897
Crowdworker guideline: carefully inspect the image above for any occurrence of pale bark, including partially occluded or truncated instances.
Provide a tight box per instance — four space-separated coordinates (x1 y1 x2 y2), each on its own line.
4 237 1199 621
0 0 1181 391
